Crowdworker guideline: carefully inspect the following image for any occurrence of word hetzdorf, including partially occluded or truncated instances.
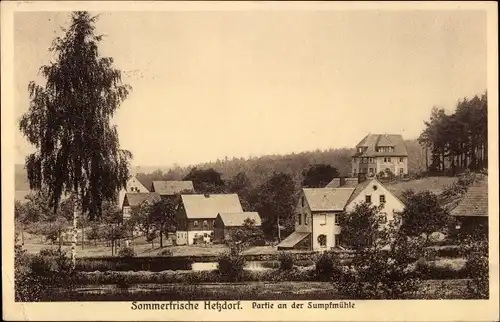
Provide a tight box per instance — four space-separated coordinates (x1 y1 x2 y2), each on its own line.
205 301 243 312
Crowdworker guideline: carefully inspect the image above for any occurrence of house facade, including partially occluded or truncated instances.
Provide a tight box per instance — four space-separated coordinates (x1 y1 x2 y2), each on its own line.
351 134 408 178
175 194 243 245
213 212 261 243
278 177 405 251
122 192 161 220
117 176 150 209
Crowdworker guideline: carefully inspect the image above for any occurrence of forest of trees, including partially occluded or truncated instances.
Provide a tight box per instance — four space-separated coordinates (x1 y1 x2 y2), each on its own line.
418 92 488 174
129 140 426 194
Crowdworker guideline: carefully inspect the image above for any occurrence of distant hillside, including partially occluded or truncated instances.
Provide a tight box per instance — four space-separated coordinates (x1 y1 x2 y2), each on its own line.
15 139 427 191
386 176 459 199
14 164 157 191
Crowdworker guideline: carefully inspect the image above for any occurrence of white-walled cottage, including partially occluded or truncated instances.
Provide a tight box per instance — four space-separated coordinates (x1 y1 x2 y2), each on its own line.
278 176 405 251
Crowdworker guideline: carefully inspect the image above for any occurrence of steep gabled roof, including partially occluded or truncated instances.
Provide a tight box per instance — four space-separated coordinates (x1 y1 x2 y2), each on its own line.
345 177 405 210
346 178 374 205
353 134 408 157
303 188 355 212
127 176 149 192
218 212 262 227
151 181 195 196
451 179 488 217
181 194 243 219
124 192 161 208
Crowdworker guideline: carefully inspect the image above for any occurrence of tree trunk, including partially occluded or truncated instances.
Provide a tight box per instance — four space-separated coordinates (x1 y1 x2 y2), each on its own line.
277 216 281 242
82 219 85 249
71 202 79 270
425 146 429 171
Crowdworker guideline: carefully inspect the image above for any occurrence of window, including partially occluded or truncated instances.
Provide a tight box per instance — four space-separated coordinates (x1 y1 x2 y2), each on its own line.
203 220 208 228
301 196 305 207
334 214 339 225
353 169 357 176
369 168 374 175
369 157 374 163
321 214 327 225
365 195 372 203
379 195 386 203
298 213 302 225
399 157 404 163
305 214 309 226
318 234 327 247
334 234 341 247
388 157 392 162
193 220 198 227
400 168 404 175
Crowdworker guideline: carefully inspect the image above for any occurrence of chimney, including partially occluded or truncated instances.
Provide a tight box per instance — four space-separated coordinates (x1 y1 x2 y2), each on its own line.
339 177 346 187
358 172 367 184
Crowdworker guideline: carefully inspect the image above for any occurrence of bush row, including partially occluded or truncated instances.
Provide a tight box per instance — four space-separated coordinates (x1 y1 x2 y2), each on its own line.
72 260 470 285
73 246 461 272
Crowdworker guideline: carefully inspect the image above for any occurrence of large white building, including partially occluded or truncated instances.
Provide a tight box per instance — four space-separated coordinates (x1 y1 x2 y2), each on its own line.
351 134 409 177
278 176 405 251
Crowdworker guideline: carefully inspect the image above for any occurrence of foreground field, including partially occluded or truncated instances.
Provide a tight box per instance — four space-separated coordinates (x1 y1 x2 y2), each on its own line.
22 242 231 257
49 279 470 301
21 231 284 257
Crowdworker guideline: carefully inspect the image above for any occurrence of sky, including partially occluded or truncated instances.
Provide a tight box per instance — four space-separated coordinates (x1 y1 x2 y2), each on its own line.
13 10 487 167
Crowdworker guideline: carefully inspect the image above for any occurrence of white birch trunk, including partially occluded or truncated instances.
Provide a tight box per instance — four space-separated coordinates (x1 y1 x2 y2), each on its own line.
71 201 79 270
277 216 281 242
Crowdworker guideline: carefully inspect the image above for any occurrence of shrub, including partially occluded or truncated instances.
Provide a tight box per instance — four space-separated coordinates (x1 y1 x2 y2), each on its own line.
14 238 46 302
118 247 136 258
463 239 488 299
30 247 73 283
250 238 267 247
277 252 294 270
15 243 74 302
314 251 343 281
114 273 133 289
414 259 468 280
159 248 174 257
217 252 246 281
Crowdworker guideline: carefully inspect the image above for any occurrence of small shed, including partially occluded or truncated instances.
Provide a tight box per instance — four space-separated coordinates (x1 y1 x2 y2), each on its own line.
213 212 261 243
450 178 488 237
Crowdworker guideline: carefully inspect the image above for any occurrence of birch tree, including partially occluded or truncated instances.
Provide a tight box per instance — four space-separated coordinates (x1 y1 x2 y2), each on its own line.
19 11 132 269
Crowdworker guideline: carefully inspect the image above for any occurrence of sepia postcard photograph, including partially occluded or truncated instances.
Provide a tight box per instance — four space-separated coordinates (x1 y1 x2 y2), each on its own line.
1 1 499 321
